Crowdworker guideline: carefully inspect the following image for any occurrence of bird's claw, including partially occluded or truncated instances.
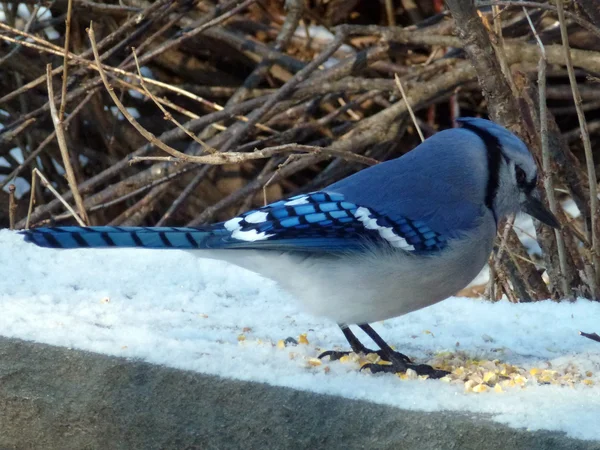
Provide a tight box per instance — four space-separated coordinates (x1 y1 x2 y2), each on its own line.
318 349 412 363
361 361 450 379
318 350 351 361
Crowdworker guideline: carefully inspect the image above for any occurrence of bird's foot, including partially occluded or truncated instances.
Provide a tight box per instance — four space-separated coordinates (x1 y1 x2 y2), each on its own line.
318 348 412 364
361 357 450 379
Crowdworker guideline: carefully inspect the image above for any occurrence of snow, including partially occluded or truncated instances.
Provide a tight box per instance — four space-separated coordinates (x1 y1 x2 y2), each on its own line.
0 229 599 441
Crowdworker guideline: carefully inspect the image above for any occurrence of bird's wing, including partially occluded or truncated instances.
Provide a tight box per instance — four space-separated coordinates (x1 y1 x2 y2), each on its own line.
22 191 448 254
215 191 449 253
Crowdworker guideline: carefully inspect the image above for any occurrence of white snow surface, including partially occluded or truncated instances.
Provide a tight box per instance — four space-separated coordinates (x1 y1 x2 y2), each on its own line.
1 230 599 441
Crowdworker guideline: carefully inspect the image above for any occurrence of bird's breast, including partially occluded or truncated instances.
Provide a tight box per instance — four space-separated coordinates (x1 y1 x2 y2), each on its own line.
283 214 496 325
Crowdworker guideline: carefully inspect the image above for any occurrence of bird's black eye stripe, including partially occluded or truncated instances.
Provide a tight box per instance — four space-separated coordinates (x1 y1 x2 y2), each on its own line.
515 165 527 185
460 122 502 222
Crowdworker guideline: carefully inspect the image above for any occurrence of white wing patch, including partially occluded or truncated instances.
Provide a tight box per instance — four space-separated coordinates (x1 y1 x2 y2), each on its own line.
224 215 273 241
354 207 415 251
224 217 243 231
284 196 309 206
231 229 274 242
244 211 269 224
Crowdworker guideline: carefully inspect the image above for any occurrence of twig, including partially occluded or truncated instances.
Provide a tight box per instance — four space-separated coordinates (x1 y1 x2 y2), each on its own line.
556 0 600 288
523 6 571 299
488 216 515 299
27 169 86 228
262 155 297 206
108 183 170 226
46 64 90 225
394 74 424 142
0 118 36 146
131 48 216 154
579 331 600 343
25 169 37 230
8 185 17 230
129 144 379 166
385 0 396 26
59 0 74 121
50 165 199 223
155 166 212 226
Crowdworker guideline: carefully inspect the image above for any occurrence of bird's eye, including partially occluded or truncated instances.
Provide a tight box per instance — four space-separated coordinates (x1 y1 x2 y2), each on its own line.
515 166 527 185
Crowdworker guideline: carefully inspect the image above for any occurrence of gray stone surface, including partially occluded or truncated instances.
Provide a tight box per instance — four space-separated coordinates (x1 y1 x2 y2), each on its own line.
0 337 598 450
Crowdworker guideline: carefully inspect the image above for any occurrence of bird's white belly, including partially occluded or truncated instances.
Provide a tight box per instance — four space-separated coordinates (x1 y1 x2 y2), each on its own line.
285 242 491 324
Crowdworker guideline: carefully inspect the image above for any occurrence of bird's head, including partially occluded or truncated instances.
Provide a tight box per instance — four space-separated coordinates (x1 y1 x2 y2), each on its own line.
457 118 560 229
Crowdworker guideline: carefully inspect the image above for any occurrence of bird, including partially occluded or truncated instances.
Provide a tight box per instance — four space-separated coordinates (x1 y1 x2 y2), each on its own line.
21 117 560 378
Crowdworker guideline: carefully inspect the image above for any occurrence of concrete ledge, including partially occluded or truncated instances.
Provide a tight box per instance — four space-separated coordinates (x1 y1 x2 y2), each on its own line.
0 338 598 450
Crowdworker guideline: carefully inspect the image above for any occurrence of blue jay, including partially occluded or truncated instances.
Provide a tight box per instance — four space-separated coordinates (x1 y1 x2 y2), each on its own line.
22 118 559 378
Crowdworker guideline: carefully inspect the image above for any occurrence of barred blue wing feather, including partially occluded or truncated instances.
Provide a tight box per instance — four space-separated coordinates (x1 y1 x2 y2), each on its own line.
20 191 448 254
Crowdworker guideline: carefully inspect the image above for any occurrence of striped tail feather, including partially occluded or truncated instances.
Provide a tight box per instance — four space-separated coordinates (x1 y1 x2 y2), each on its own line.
20 226 227 250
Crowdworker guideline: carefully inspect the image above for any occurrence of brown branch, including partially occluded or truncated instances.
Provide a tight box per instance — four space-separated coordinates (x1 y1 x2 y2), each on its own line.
59 0 74 121
556 0 600 289
0 118 36 146
27 169 86 228
8 184 17 230
129 144 379 167
46 64 90 225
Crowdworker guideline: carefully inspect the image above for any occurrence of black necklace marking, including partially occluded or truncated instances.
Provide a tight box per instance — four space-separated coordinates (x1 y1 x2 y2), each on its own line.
460 122 505 223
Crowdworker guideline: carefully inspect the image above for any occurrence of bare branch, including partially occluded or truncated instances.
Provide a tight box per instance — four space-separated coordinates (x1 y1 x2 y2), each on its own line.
46 64 90 225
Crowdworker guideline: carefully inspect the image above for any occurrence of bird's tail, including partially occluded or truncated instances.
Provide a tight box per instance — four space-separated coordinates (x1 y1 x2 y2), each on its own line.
21 226 227 250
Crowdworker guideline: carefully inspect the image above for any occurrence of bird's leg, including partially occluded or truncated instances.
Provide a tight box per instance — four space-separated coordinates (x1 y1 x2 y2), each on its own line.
319 325 411 363
358 324 412 363
358 324 449 379
319 325 371 361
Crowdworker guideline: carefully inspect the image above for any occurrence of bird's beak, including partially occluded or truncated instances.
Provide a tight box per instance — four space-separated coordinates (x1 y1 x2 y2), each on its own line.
521 192 561 229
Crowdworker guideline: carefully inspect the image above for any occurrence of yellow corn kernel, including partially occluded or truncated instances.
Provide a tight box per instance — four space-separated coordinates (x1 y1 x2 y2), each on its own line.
472 383 489 393
483 371 497 384
513 375 527 386
404 369 418 380
453 366 465 376
298 333 309 345
464 380 477 392
376 359 392 365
